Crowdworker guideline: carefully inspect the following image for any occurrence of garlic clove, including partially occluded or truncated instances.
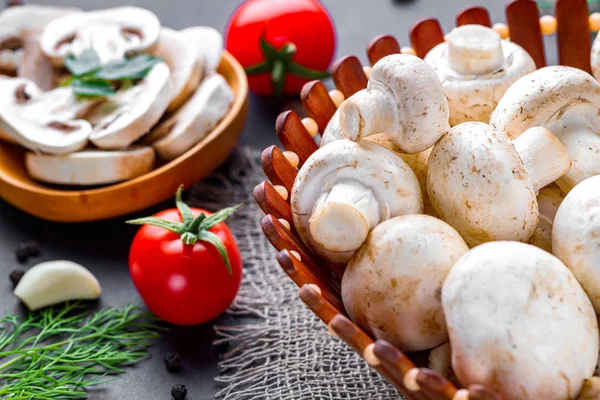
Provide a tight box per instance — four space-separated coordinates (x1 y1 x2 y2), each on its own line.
14 260 101 311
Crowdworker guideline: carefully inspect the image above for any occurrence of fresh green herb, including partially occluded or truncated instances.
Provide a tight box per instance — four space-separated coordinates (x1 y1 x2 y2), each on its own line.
61 50 163 99
72 78 116 98
0 302 162 399
64 49 101 77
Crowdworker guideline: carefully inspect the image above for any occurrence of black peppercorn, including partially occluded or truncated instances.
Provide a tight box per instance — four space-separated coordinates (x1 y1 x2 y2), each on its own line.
15 244 29 263
24 241 40 257
171 384 187 400
9 269 25 286
164 352 181 372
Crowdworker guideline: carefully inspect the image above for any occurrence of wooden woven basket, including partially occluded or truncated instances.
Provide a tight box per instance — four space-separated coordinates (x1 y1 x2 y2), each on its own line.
254 1 595 399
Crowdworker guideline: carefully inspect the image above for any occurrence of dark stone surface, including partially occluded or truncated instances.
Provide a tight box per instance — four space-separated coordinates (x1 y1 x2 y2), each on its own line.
0 1 558 399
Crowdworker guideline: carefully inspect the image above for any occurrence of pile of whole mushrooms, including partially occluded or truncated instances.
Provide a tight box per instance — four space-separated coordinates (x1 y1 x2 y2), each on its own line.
0 5 233 186
292 24 600 400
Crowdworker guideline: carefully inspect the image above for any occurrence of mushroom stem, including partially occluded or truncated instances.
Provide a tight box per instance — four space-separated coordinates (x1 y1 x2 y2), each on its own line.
511 127 571 193
309 180 381 253
447 25 504 75
339 88 397 141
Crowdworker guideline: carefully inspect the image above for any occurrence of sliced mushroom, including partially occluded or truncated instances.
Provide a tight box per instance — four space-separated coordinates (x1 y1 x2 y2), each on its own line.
491 66 600 194
0 77 99 154
291 139 423 264
26 146 155 186
337 54 450 154
0 5 79 73
528 184 565 253
147 73 233 161
553 175 600 314
428 122 571 247
180 26 223 73
40 7 161 66
425 24 535 126
88 62 171 149
342 214 468 351
443 241 599 400
153 27 203 112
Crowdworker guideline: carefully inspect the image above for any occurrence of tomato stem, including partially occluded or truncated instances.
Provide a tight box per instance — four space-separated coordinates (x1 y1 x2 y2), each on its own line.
244 35 330 96
126 185 241 276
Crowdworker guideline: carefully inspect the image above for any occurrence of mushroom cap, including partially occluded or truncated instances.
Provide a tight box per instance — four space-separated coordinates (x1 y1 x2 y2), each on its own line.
153 27 203 112
0 78 95 155
553 175 600 314
88 62 171 150
291 139 423 264
0 5 79 72
443 241 598 400
40 6 161 66
26 146 155 186
342 214 468 352
180 26 223 74
426 35 535 126
490 66 600 193
427 122 538 246
148 73 234 161
537 183 565 222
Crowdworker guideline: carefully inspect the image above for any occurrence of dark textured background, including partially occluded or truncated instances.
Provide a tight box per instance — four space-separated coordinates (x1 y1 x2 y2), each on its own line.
0 1 559 399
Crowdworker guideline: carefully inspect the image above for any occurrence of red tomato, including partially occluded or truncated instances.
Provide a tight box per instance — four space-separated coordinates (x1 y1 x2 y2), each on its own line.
128 200 242 326
225 0 337 96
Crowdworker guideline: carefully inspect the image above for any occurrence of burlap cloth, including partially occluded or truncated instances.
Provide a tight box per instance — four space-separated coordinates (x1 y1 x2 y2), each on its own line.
189 147 401 400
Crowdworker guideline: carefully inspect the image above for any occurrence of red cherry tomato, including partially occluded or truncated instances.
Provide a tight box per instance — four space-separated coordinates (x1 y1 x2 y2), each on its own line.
225 0 337 96
128 190 242 326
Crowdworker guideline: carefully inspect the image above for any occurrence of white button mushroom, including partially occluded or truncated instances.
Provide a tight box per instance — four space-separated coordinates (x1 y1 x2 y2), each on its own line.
146 73 234 161
40 7 161 66
25 146 155 186
88 63 171 150
342 215 469 351
180 26 224 74
425 24 535 126
443 241 599 400
0 78 98 155
291 139 423 264
338 54 450 154
428 122 571 247
553 175 600 314
490 66 600 194
153 27 203 112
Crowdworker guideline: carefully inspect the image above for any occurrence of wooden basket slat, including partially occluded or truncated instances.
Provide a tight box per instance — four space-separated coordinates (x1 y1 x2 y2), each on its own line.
367 34 401 65
277 250 345 312
275 110 318 166
505 0 546 68
456 6 492 27
332 56 369 98
301 81 338 132
261 215 342 293
556 0 592 73
253 182 293 223
417 368 457 400
261 145 297 192
410 18 445 59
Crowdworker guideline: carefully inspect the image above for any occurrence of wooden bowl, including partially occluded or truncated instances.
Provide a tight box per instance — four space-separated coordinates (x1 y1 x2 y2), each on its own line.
255 1 595 399
0 50 248 223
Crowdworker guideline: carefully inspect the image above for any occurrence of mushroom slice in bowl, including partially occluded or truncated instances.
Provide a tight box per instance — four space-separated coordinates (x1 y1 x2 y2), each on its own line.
153 27 203 112
26 146 155 186
88 62 171 150
180 26 223 74
291 139 423 264
147 73 234 161
0 5 79 73
0 78 98 155
425 24 535 126
40 6 160 67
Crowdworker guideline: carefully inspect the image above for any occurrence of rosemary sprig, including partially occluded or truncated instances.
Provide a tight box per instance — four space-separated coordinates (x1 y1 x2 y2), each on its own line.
0 302 162 399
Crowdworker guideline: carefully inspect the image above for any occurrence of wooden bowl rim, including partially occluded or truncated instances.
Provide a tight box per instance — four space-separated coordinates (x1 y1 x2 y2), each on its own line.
0 50 248 199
